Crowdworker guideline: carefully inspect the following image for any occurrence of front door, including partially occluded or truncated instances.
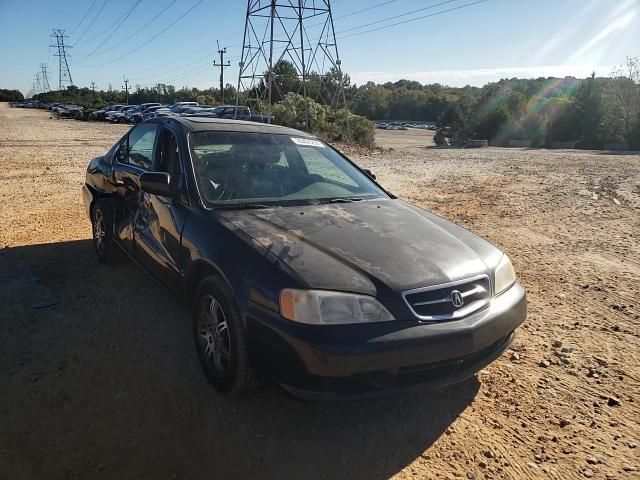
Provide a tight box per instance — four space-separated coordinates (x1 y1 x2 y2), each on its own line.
133 125 190 292
113 123 159 254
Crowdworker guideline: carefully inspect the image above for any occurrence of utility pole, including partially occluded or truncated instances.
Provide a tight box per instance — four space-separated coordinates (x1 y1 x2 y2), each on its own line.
40 64 51 92
212 41 231 103
91 80 96 93
50 29 73 90
122 76 130 105
236 0 346 118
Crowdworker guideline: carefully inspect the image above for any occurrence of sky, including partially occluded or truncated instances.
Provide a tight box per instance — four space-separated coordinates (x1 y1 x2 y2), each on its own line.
0 0 638 95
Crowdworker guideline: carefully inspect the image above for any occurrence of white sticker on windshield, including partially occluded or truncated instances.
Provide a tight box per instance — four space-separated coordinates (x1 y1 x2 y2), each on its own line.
291 137 326 148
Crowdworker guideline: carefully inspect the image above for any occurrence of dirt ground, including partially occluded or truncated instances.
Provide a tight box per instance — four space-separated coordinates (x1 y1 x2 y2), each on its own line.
1 103 639 480
373 127 435 149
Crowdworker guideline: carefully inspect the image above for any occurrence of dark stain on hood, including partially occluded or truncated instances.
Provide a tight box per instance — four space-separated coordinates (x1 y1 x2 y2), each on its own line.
217 199 503 295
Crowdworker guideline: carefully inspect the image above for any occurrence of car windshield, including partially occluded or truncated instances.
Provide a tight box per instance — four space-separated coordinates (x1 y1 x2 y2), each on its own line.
189 131 386 207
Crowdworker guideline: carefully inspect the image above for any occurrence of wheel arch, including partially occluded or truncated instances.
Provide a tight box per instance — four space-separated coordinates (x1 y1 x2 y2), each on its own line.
184 259 233 306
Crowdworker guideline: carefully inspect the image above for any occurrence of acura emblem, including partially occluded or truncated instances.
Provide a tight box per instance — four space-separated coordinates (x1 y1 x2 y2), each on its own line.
451 290 464 308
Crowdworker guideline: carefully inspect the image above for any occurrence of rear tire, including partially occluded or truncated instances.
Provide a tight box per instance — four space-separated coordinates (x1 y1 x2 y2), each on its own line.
91 200 123 264
192 275 257 394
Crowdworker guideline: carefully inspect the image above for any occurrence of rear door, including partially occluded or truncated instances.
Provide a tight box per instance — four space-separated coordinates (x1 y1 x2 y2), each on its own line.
113 123 159 254
132 125 190 291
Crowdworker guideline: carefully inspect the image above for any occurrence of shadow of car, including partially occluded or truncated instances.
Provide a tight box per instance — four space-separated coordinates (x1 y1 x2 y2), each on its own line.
1 239 480 479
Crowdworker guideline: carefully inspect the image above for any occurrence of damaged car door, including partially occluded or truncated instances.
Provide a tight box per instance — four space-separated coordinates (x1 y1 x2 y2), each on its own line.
112 123 159 254
133 125 190 292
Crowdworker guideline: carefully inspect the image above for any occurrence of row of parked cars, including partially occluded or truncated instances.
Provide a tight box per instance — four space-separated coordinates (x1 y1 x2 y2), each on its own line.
374 122 436 130
91 102 275 124
10 100 84 118
9 100 275 125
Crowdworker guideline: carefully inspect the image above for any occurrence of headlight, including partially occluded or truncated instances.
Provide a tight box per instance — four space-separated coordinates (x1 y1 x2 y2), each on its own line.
280 289 394 325
494 254 516 295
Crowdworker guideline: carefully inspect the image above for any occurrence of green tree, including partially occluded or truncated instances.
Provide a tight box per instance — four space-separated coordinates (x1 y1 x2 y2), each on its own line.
0 89 24 101
438 104 467 145
473 106 509 141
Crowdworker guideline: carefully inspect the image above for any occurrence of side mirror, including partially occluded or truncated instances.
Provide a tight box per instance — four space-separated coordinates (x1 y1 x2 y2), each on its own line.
139 172 173 197
116 144 128 163
363 168 377 180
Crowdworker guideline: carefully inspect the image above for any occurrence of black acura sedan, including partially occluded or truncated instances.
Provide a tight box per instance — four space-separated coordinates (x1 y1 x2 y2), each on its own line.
82 116 526 399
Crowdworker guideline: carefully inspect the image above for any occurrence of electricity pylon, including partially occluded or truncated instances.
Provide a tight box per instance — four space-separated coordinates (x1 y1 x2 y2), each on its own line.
236 0 347 118
50 29 73 90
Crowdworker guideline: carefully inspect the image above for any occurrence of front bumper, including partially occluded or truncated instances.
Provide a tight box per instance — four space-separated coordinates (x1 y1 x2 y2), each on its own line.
245 282 527 400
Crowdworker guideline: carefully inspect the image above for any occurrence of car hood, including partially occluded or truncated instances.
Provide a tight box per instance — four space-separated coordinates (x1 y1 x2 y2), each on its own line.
217 199 503 295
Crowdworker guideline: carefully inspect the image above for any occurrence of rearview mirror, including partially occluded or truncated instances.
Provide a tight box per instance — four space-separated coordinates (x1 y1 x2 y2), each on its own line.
363 168 377 180
139 172 173 197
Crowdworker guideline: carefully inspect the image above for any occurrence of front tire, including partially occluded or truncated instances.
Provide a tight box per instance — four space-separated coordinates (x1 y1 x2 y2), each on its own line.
91 201 122 264
192 275 257 394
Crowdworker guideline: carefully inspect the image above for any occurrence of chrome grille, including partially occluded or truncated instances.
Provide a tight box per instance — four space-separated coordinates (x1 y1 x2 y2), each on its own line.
402 274 491 321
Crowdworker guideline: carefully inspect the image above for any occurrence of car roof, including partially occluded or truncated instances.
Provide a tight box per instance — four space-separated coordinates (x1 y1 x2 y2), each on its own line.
166 116 315 137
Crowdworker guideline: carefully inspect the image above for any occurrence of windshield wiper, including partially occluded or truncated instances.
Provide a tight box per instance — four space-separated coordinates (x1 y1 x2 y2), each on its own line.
321 197 365 204
213 203 273 210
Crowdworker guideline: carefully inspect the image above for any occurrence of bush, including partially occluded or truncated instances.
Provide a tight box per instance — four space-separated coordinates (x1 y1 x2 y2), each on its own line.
273 92 375 148
434 130 447 146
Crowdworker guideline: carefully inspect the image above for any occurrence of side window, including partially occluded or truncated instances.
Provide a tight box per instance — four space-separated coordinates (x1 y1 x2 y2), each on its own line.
126 124 159 170
155 127 182 182
297 147 358 187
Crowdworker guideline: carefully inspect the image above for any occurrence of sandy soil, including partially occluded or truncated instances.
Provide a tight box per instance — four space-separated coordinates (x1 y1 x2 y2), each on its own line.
1 103 639 480
374 127 435 150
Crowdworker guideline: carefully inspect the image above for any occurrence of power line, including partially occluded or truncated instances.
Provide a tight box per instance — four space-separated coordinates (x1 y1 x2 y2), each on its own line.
337 0 489 39
78 0 142 59
337 0 459 36
87 0 178 56
87 0 488 89
77 0 204 68
69 0 98 37
74 0 109 44
133 51 213 80
138 0 393 87
150 0 404 76
74 0 143 47
311 0 401 26
132 0 398 85
157 63 213 84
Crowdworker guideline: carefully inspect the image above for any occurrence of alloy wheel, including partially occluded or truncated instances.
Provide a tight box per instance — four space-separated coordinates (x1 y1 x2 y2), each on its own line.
197 295 231 377
92 207 106 255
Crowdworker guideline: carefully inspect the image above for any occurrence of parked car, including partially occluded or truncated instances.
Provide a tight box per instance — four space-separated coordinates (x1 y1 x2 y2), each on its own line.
55 104 83 118
167 101 199 110
149 104 211 118
90 104 125 121
191 105 274 124
139 105 168 122
128 104 165 123
178 105 213 115
124 103 161 123
82 116 526 399
106 105 138 123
